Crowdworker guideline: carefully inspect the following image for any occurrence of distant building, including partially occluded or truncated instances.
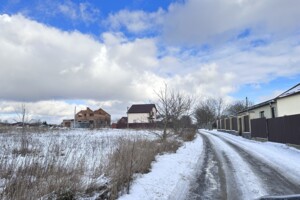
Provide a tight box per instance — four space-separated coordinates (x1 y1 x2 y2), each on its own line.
116 117 128 128
75 107 111 128
127 104 157 124
62 119 74 128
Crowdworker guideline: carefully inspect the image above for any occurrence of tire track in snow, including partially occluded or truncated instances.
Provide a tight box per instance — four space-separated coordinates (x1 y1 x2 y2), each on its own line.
186 133 227 200
210 132 300 195
189 131 267 200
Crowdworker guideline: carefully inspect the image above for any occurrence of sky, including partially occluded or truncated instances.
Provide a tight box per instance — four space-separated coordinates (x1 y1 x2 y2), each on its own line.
0 0 300 124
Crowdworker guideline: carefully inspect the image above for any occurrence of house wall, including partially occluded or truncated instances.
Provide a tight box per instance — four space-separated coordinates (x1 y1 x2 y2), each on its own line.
277 94 300 117
128 113 150 123
151 107 157 121
249 104 277 119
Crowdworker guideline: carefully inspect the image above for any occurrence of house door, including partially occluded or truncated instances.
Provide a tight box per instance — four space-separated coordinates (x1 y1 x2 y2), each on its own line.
238 118 242 136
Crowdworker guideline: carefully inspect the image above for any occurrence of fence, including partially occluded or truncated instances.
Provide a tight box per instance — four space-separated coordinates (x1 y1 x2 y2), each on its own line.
250 114 300 145
216 117 239 136
232 117 238 131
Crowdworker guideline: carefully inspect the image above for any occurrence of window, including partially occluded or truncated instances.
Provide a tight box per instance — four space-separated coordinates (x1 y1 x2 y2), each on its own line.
260 111 265 118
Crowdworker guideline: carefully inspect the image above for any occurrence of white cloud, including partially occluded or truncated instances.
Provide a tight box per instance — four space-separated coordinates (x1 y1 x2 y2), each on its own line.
162 0 300 45
0 100 124 124
1 11 300 123
54 0 100 25
105 9 165 33
0 14 164 103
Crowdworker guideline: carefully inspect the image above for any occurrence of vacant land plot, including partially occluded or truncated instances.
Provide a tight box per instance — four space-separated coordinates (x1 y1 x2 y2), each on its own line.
0 128 186 199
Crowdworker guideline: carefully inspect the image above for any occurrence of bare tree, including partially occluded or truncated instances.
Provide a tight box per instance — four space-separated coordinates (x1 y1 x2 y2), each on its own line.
194 97 227 128
215 97 227 120
194 98 216 128
225 99 254 116
155 84 193 140
14 104 31 154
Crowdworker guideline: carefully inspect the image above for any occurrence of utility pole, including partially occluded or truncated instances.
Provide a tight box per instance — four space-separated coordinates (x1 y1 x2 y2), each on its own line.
74 106 76 128
127 106 129 129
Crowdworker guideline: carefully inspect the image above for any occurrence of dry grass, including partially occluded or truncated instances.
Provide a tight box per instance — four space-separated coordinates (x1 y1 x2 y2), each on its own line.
179 128 197 141
1 163 84 200
106 138 182 199
0 128 184 200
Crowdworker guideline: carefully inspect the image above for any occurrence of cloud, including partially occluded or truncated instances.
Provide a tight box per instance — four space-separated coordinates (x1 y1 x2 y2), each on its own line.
162 0 300 45
105 9 165 34
0 14 165 103
57 1 100 24
0 100 74 123
1 10 300 123
1 13 298 103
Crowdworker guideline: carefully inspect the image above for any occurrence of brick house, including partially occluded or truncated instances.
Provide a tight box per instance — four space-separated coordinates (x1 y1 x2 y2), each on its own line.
75 107 111 128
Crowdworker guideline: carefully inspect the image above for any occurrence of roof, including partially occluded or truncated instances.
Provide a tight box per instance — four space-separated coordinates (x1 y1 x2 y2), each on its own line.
77 107 93 114
238 99 275 113
276 83 300 99
238 99 276 114
76 107 110 116
94 108 110 116
238 83 300 114
127 104 156 114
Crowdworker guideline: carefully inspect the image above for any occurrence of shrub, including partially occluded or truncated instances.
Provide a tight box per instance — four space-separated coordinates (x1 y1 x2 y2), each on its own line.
179 128 197 141
106 138 182 199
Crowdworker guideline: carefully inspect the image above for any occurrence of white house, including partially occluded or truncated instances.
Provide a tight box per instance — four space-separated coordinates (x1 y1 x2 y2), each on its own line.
236 82 300 134
127 104 157 124
276 83 300 117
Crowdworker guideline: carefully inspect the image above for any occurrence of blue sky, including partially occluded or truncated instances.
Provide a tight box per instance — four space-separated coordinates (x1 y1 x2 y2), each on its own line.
0 0 300 123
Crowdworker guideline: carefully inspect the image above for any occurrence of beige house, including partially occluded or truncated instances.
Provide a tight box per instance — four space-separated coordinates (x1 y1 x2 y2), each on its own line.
237 83 300 135
127 104 157 124
276 84 300 117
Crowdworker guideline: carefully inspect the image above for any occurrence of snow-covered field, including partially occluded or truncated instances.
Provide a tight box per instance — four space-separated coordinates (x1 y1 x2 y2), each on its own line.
0 128 156 171
0 128 158 199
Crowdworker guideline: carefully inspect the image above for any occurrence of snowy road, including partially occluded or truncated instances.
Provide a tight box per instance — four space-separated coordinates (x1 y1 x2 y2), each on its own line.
187 130 300 200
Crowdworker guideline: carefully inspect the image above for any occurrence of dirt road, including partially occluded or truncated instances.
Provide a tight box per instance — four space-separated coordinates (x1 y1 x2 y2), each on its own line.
186 130 300 200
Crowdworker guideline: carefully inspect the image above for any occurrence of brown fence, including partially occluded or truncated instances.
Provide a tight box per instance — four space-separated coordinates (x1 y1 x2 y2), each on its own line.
251 118 268 138
232 117 238 131
226 118 230 130
221 119 225 129
244 115 250 132
251 114 300 145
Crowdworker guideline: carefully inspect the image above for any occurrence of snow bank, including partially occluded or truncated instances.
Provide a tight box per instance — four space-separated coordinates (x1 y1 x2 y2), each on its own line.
118 135 203 200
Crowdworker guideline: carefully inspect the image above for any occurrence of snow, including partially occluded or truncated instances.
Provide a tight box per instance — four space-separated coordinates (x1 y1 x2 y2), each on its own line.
200 130 267 199
0 128 158 195
207 129 300 184
2 128 300 199
118 135 203 200
119 129 300 200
